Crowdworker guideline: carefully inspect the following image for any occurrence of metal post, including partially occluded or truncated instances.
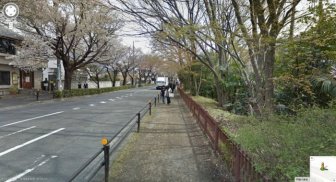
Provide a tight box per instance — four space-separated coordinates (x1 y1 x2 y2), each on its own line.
154 97 157 107
234 147 241 182
137 112 140 132
36 89 39 101
149 102 152 115
103 144 110 182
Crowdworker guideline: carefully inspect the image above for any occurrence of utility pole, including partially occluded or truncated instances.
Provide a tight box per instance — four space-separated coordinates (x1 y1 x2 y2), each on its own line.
56 58 63 91
132 41 135 86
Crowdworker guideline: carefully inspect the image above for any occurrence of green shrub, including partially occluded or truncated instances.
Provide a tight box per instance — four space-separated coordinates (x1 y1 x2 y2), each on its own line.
54 85 135 98
234 108 336 180
192 95 336 181
9 85 18 94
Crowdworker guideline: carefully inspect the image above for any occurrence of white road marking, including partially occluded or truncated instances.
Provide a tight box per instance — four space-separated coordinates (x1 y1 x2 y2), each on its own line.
5 156 58 182
0 112 64 129
109 99 115 101
89 104 95 107
72 107 80 110
0 128 65 158
116 97 121 99
0 126 36 140
32 155 45 164
100 101 106 104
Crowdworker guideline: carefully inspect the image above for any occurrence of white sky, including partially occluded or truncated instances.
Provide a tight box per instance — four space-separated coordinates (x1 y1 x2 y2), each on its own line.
117 23 152 54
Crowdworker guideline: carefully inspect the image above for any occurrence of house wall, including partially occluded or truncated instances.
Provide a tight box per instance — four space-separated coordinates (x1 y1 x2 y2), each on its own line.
0 56 19 95
34 70 43 89
70 81 121 89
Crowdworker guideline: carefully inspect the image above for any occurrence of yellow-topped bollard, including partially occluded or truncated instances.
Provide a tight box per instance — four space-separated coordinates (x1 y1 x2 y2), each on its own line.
101 137 110 182
101 137 108 146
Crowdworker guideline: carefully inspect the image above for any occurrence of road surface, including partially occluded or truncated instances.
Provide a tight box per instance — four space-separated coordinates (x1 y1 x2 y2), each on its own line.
0 87 157 182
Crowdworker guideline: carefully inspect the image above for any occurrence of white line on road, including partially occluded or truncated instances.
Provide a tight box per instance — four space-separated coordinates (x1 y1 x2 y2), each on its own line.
0 128 65 158
0 112 64 129
72 107 80 110
116 97 121 99
109 99 115 101
100 101 106 104
5 156 58 182
89 104 95 107
0 126 36 140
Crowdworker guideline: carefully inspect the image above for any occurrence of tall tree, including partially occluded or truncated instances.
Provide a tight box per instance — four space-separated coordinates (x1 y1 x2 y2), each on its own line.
13 0 122 89
113 0 239 107
231 0 301 113
98 38 128 87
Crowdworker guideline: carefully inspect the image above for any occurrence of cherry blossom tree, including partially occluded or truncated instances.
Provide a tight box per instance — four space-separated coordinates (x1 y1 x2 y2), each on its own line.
12 0 122 89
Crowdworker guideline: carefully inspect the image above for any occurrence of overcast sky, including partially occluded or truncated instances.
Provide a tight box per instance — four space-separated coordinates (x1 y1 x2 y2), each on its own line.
117 23 152 54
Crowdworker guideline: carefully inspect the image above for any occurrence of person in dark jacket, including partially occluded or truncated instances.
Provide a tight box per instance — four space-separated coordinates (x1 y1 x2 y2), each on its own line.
171 83 176 93
165 86 171 104
160 87 165 103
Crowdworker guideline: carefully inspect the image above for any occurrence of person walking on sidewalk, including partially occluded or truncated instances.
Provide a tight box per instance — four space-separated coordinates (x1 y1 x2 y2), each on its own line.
160 87 165 103
165 86 172 105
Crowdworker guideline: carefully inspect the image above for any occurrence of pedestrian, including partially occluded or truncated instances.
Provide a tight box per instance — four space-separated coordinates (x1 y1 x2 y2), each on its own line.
171 83 176 93
160 87 165 103
165 86 172 105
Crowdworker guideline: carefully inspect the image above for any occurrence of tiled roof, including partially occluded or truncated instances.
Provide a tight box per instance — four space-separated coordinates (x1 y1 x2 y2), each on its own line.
0 25 24 41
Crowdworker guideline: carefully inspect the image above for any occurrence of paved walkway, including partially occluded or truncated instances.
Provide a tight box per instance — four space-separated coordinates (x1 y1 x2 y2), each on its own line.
109 94 232 182
0 91 54 110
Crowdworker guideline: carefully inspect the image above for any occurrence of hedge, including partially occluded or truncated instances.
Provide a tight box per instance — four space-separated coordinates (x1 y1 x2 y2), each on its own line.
54 85 135 98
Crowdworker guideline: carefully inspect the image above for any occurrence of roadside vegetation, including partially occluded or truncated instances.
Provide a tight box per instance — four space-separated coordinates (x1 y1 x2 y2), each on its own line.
54 85 135 98
193 96 336 180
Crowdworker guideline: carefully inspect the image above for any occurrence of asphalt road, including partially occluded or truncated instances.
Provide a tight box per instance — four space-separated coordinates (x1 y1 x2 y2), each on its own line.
0 87 158 182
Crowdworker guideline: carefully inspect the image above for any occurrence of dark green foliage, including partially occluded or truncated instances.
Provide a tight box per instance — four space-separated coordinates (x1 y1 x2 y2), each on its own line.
178 61 249 114
234 107 336 180
275 13 336 110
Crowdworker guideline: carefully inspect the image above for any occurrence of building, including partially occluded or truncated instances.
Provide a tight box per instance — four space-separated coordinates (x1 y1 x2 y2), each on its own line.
0 25 23 95
0 25 45 95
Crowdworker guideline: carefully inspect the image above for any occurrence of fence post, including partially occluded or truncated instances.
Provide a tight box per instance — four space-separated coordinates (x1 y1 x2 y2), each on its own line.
149 102 152 115
36 89 40 101
154 97 157 107
102 138 110 182
215 127 219 151
234 147 241 182
137 112 141 132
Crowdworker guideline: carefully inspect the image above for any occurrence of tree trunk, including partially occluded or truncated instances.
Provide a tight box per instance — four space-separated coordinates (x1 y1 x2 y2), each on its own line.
113 70 118 87
106 68 114 87
95 74 100 89
64 67 73 90
122 72 127 85
263 45 276 113
214 75 224 107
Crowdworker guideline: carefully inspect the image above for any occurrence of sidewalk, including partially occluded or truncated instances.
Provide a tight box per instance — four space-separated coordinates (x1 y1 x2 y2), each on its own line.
0 91 54 110
109 94 232 182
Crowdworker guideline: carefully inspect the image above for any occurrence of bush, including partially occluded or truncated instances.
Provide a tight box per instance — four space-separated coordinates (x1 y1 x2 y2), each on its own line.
192 95 336 181
54 85 135 98
9 85 18 95
234 108 336 180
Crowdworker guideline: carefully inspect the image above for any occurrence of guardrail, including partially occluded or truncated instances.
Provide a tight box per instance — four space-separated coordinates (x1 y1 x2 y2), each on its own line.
178 88 273 182
68 95 158 182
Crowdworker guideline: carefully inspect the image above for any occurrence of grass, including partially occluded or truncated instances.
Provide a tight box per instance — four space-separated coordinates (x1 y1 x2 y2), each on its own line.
192 95 336 180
